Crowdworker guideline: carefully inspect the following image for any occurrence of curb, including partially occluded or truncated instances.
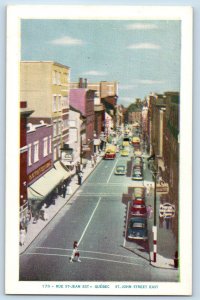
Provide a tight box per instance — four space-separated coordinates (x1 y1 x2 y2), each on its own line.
20 157 103 255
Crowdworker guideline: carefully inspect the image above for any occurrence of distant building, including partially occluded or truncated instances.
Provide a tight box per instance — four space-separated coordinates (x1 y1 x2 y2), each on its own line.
69 85 95 159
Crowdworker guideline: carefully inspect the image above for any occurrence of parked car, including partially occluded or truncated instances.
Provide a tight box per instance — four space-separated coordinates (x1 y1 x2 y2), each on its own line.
129 200 147 217
134 187 145 198
115 165 126 175
132 168 143 180
127 217 148 240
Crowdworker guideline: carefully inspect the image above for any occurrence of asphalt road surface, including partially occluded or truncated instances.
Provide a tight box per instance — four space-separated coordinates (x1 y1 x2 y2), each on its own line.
20 151 178 282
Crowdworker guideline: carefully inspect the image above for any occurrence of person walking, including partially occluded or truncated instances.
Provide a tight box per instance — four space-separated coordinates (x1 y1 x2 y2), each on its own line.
20 227 26 246
91 156 94 168
62 183 67 198
93 154 97 165
70 241 81 262
66 184 72 195
78 172 83 185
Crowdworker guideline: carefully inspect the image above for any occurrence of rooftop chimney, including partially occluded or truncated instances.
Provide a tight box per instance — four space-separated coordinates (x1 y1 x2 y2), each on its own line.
79 78 83 88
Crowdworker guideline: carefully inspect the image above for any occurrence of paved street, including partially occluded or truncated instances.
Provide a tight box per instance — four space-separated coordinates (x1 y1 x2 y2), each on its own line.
20 151 178 281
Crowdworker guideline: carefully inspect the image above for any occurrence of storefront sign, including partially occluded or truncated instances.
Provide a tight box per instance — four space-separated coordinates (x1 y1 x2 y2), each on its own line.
159 203 175 218
82 145 91 151
28 160 51 183
156 183 169 194
63 153 73 161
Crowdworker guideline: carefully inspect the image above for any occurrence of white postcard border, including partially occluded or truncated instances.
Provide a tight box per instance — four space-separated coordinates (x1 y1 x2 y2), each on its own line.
6 5 192 295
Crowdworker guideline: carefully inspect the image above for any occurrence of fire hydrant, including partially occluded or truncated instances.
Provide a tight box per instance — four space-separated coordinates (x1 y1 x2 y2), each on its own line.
174 251 179 268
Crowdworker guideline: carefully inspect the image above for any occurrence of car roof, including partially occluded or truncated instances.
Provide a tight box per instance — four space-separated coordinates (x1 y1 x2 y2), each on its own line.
129 217 146 223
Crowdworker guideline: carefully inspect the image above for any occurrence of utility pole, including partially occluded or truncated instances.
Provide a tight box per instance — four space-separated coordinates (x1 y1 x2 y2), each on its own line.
80 135 82 165
152 159 158 263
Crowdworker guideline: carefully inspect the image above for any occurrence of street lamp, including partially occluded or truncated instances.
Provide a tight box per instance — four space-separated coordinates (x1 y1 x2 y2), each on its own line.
151 158 159 263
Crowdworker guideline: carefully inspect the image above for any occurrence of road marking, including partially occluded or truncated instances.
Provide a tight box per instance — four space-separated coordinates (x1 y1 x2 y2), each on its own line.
106 158 119 184
123 200 130 247
24 252 148 267
32 246 145 261
78 196 102 246
85 183 130 186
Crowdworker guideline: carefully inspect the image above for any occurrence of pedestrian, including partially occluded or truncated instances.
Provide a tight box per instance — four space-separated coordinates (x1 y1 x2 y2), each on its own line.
66 184 72 195
41 204 48 221
146 184 150 197
93 154 97 165
20 227 26 246
70 241 81 262
78 172 83 185
147 205 153 218
91 156 94 168
76 162 81 174
62 183 67 198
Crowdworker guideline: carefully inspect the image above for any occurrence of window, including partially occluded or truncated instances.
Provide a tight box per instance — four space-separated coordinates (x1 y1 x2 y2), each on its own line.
52 95 57 112
63 119 68 130
33 141 39 163
57 121 62 135
58 95 62 111
49 136 52 153
28 144 32 166
52 71 56 84
62 96 69 109
56 72 61 85
53 122 57 137
43 137 48 157
58 144 61 158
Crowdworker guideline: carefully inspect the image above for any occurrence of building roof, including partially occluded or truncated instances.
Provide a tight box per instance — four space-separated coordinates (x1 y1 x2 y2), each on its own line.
21 60 70 69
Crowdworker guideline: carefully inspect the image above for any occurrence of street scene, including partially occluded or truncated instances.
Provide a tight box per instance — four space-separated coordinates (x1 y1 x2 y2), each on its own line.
19 18 180 282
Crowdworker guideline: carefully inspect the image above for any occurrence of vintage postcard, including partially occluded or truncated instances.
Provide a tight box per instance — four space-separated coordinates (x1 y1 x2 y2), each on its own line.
5 5 192 295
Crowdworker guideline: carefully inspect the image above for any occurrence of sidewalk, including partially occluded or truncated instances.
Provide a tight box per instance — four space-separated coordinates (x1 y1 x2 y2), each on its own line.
142 155 178 270
20 153 104 254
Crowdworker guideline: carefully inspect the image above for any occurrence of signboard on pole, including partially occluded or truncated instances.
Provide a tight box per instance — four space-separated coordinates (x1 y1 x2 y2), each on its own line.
159 203 175 218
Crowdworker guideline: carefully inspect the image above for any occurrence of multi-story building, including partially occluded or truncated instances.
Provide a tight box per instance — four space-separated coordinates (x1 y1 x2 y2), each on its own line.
20 101 34 222
147 91 179 242
26 121 70 217
20 61 70 162
162 92 179 241
70 79 118 132
62 105 82 170
69 86 95 159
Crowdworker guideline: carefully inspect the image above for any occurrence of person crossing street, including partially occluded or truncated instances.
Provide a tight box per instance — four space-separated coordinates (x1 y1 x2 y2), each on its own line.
70 241 81 263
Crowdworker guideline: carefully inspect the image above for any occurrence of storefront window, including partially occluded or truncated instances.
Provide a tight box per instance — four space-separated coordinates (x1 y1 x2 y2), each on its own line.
28 144 32 166
33 141 39 163
43 137 48 157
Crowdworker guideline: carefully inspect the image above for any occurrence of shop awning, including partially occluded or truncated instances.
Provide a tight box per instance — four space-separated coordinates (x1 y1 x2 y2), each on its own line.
27 173 57 201
28 163 69 201
54 161 71 179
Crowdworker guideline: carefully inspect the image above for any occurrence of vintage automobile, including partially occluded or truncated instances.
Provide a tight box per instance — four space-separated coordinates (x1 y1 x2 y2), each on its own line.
127 217 148 240
129 200 147 217
115 165 126 175
134 187 145 198
120 148 129 156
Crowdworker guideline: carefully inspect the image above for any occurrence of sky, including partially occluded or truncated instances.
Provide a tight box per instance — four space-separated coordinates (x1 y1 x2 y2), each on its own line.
21 19 181 107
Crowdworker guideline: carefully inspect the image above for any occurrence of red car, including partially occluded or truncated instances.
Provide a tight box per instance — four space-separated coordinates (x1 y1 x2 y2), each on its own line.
129 200 147 217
